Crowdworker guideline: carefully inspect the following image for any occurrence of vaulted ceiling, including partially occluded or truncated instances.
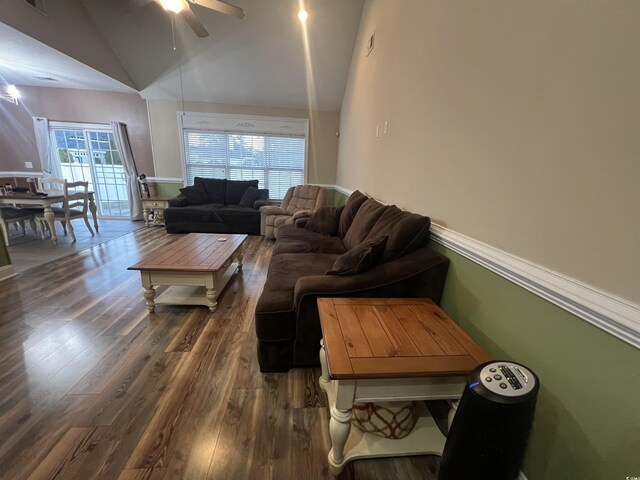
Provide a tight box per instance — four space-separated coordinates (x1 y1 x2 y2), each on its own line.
0 0 363 111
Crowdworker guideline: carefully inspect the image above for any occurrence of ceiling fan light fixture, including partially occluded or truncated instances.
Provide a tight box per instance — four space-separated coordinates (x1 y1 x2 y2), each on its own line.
7 85 21 99
1 84 20 105
159 0 188 14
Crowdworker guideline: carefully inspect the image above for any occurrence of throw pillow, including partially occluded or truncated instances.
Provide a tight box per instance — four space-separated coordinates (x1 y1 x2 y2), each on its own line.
338 190 368 238
305 206 344 236
179 184 210 205
194 177 226 204
226 179 259 205
326 235 388 276
238 186 261 207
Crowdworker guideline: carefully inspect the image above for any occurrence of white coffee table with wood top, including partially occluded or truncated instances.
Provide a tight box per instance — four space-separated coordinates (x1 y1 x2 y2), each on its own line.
128 233 246 312
317 297 491 475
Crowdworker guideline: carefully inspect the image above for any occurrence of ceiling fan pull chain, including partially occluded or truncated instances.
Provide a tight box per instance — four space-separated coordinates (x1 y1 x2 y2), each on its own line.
171 15 177 51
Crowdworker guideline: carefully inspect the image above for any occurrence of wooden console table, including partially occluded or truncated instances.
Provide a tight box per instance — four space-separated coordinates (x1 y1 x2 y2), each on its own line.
317 297 490 475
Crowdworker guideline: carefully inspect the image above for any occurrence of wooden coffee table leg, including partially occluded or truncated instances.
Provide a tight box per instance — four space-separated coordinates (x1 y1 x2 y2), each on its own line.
206 274 218 312
237 248 244 271
141 272 155 313
206 288 218 312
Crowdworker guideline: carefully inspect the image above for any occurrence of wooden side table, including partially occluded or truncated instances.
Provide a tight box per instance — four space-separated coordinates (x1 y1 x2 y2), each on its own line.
141 197 172 227
317 297 490 475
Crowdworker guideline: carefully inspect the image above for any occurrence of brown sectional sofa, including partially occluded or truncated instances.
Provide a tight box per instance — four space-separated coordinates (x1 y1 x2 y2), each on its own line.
254 190 451 372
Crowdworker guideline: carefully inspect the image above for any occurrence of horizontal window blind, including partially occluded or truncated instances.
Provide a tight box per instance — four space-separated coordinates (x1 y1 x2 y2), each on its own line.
183 129 305 200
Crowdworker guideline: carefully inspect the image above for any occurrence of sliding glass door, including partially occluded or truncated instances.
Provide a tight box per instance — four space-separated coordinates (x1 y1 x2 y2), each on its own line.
50 126 130 218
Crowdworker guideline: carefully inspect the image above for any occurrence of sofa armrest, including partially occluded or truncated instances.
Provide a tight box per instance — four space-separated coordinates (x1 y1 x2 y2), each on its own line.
168 195 188 208
253 189 269 209
260 205 288 216
292 210 313 221
290 247 450 367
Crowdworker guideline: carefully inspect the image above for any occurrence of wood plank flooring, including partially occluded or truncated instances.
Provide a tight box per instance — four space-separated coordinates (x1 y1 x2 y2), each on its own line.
0 227 440 480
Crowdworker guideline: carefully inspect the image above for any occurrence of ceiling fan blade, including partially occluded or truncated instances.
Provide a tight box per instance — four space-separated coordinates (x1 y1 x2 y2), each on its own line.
188 0 245 19
182 6 210 37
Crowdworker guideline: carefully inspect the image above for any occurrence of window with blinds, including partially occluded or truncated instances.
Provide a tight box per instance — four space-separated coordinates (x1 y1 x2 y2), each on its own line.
183 129 305 200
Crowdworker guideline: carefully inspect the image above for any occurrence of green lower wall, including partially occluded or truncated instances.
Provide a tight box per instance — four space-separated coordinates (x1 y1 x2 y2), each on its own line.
330 189 349 207
430 242 640 480
155 182 182 198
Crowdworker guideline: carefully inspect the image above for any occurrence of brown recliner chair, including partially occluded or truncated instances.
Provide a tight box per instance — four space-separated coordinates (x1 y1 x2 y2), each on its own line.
260 185 327 239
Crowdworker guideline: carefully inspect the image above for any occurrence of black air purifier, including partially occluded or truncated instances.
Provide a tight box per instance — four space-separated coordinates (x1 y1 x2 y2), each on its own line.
438 361 539 480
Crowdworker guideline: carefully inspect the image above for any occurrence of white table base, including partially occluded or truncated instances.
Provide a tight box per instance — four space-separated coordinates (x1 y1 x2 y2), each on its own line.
319 341 466 475
139 257 242 313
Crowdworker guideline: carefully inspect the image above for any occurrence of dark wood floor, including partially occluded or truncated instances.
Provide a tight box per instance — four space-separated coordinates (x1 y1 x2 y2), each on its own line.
0 227 440 480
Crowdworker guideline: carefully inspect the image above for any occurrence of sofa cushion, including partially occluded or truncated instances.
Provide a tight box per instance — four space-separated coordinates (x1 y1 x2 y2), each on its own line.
163 203 224 224
305 206 344 236
179 184 210 205
255 252 339 342
366 206 431 263
327 235 387 275
338 190 368 238
343 198 389 251
327 235 388 276
274 225 347 255
239 186 261 207
226 180 259 205
194 177 227 204
214 205 260 219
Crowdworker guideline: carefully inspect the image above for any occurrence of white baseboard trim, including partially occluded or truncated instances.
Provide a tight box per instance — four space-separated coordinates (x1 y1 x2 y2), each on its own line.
0 264 16 282
147 177 183 183
430 224 640 350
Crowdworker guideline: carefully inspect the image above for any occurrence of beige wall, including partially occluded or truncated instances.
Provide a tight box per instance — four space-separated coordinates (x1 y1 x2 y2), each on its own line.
147 99 339 185
0 86 154 176
337 0 640 304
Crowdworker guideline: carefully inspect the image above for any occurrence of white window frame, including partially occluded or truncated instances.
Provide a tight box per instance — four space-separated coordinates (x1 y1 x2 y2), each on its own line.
177 112 309 197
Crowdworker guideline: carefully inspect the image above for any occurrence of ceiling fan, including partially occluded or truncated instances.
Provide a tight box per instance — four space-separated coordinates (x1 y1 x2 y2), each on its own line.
127 0 245 38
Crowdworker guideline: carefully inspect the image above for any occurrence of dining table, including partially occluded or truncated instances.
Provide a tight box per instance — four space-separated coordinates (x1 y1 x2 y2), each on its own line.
0 191 98 245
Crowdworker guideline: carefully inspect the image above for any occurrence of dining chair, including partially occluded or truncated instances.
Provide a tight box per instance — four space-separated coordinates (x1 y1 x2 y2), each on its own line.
34 180 95 243
0 206 37 246
37 177 66 192
23 177 65 233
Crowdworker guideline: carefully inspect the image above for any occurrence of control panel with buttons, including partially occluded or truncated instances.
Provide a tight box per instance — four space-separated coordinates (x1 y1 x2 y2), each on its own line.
478 361 536 397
